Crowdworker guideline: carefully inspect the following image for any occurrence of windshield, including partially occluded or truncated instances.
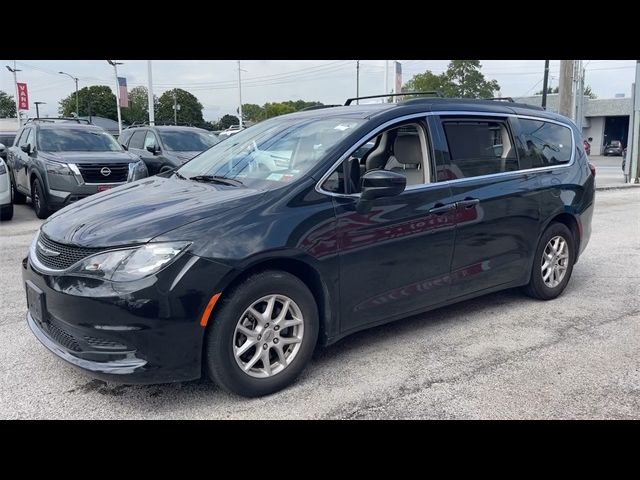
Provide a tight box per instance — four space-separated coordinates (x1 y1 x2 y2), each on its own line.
178 116 363 188
159 130 220 151
38 128 122 152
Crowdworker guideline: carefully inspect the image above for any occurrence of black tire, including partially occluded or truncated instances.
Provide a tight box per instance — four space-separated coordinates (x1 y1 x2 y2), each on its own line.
0 203 13 221
10 174 26 204
205 270 319 397
32 178 51 219
523 222 575 300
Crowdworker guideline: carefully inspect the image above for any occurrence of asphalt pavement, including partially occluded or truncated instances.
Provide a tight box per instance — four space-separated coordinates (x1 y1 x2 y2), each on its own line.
0 189 638 419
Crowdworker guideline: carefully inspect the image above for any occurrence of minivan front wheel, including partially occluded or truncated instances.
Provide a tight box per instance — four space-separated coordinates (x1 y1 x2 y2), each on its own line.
32 178 51 219
205 270 319 397
524 223 575 300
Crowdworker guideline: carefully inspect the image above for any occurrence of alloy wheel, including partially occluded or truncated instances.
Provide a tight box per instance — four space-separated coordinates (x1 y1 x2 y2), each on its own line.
233 294 304 378
541 235 569 288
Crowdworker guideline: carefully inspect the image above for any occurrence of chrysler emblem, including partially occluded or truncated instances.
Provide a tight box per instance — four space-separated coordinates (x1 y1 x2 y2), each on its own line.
100 167 112 176
37 241 61 257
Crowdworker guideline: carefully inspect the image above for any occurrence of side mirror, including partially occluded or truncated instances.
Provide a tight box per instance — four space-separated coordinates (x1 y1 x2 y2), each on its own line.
121 144 128 151
21 143 31 154
146 145 159 154
0 143 5 157
357 170 406 213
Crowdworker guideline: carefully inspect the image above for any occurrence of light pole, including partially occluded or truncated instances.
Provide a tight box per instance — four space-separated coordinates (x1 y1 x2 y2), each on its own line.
172 90 180 125
147 60 155 126
356 60 360 105
59 71 79 117
34 101 46 118
5 63 22 126
107 60 124 135
237 60 246 129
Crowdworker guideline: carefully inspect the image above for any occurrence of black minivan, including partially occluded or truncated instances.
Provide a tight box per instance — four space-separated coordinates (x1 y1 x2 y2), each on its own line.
23 97 595 397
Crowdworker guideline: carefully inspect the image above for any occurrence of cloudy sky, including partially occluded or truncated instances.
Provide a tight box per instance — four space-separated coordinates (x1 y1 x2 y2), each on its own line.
1 60 636 121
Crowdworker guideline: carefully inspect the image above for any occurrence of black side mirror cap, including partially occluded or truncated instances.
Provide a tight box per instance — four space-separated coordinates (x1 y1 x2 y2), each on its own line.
360 170 406 201
20 144 31 154
147 145 160 154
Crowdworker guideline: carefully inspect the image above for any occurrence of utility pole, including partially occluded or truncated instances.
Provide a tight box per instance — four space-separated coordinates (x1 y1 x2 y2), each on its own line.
107 60 123 136
630 60 640 184
356 60 360 104
558 60 575 118
5 62 22 126
147 60 155 126
384 60 389 103
575 62 585 132
237 60 244 129
59 71 79 117
541 60 550 109
172 90 180 125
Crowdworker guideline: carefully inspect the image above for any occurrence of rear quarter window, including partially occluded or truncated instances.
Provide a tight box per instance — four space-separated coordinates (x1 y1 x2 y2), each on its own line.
518 119 573 168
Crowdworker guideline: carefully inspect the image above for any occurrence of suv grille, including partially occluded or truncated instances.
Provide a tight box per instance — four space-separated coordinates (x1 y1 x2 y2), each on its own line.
77 163 129 183
35 233 104 271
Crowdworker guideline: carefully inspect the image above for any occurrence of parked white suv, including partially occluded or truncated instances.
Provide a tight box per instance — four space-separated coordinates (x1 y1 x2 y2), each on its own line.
0 143 13 221
218 125 243 138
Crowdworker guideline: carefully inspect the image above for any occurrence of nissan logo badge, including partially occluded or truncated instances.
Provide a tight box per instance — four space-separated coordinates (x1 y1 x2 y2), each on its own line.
100 167 112 177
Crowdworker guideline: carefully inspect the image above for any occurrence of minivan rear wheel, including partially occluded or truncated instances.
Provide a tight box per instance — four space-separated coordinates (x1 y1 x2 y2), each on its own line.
32 178 51 219
523 222 575 300
204 270 319 397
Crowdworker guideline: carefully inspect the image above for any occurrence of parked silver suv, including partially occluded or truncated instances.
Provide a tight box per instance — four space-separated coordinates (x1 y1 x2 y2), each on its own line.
6 119 148 218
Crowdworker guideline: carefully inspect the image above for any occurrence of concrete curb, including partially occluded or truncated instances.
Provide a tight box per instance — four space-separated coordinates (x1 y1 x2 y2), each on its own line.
595 184 640 191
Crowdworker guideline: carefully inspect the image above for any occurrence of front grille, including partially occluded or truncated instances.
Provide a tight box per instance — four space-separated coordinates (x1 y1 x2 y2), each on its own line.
47 322 81 352
35 233 104 271
77 163 129 183
84 336 127 350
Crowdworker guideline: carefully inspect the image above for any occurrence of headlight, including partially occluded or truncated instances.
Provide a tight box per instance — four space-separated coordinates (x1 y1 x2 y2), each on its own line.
69 242 190 281
127 160 148 182
44 160 73 176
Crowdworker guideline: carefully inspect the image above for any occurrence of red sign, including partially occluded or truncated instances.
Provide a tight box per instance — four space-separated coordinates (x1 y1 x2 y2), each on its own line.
17 82 29 110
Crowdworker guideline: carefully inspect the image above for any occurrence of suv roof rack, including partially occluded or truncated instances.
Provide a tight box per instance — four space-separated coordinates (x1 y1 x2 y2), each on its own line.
486 97 515 102
345 91 443 106
25 117 91 124
299 104 341 111
125 121 194 129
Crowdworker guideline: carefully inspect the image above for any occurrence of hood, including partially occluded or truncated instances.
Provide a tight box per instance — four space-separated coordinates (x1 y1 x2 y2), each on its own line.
39 150 139 164
165 151 202 164
41 175 263 247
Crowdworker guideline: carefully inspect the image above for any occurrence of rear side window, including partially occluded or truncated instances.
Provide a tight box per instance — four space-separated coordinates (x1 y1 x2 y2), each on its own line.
442 119 518 179
518 119 573 168
128 130 147 149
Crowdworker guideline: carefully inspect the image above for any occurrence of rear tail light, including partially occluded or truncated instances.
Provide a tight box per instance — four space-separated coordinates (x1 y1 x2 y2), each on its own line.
588 162 596 178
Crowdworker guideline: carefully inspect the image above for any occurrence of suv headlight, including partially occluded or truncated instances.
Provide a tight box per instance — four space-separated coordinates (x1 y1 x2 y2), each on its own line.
44 159 73 176
127 159 148 182
69 242 190 281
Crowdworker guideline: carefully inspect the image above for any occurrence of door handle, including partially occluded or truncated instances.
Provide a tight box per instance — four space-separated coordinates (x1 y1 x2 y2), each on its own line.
457 198 480 209
429 202 457 215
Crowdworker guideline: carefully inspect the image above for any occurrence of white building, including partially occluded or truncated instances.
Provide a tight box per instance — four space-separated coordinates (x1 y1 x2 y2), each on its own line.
513 94 632 155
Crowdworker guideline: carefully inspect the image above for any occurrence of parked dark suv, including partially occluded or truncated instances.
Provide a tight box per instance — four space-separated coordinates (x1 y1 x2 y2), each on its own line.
23 97 595 397
7 119 148 218
118 125 220 175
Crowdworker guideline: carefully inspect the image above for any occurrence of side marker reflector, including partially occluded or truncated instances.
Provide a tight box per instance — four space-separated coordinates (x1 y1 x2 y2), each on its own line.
200 293 221 327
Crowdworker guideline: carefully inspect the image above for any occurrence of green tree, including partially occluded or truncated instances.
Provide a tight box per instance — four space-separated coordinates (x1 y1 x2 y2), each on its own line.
213 114 240 130
263 102 296 119
122 86 157 125
58 85 117 120
0 91 17 117
402 60 500 99
242 103 264 122
156 88 204 126
535 86 560 95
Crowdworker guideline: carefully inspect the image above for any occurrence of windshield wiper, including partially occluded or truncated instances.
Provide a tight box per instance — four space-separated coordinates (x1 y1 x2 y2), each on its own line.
174 171 187 180
188 175 243 186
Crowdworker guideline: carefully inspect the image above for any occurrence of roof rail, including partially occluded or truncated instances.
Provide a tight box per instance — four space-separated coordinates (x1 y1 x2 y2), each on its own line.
299 104 340 111
25 117 91 124
486 97 515 102
345 91 443 106
125 121 194 128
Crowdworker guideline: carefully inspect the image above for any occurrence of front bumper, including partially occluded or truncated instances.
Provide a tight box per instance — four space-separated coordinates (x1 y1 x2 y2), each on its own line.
22 251 233 384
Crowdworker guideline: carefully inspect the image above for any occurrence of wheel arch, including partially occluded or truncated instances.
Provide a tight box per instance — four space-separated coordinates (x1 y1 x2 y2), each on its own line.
540 211 581 263
209 255 335 347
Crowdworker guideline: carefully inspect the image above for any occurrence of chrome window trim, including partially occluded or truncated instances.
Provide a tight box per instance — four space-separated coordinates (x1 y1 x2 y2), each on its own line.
315 110 576 198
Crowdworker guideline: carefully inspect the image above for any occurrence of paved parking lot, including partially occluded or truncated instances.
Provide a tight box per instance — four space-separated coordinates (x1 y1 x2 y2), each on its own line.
1 189 639 419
